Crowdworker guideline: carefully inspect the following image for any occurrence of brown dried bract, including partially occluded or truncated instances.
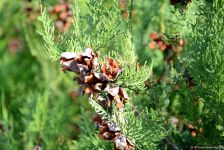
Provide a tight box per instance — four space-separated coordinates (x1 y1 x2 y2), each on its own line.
101 58 122 81
60 48 127 110
93 115 134 150
61 48 134 149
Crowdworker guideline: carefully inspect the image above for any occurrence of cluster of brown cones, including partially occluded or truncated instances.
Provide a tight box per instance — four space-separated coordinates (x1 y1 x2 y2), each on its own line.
60 48 129 110
60 48 134 150
170 0 192 5
51 1 73 32
93 114 134 150
148 32 186 63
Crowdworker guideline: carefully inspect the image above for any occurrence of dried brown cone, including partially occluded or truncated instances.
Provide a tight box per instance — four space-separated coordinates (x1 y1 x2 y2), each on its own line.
101 58 123 81
61 48 134 149
60 48 127 110
51 1 73 32
93 115 134 150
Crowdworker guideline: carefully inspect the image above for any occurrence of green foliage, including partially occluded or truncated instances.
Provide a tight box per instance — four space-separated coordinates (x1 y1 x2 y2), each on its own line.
186 0 224 145
112 104 167 150
113 33 152 91
38 0 126 59
21 91 75 150
0 93 19 150
71 111 113 150
1 0 224 149
37 8 59 61
88 97 112 121
118 63 152 91
78 0 124 51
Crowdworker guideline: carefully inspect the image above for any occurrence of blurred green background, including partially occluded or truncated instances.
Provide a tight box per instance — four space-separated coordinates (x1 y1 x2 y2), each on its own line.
0 0 197 149
0 0 90 149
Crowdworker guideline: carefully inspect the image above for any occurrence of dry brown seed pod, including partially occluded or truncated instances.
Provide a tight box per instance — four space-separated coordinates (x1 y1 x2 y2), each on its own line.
115 134 127 150
61 60 79 72
94 83 103 91
84 74 94 83
126 138 135 150
99 131 115 141
114 95 123 109
51 1 73 32
96 95 106 101
82 47 94 58
93 114 102 126
108 122 120 132
101 58 122 81
77 64 89 74
119 88 129 100
99 124 109 132
84 86 94 94
84 57 92 67
105 86 120 97
60 52 77 60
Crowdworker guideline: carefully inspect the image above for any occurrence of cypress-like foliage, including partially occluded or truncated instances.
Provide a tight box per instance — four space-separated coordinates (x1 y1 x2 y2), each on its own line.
0 0 224 149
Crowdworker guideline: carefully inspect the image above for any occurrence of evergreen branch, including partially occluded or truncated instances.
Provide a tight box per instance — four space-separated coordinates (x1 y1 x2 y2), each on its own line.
37 7 59 61
186 0 224 145
118 63 152 91
188 0 224 105
88 96 111 121
111 33 152 91
71 111 113 150
112 104 167 149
